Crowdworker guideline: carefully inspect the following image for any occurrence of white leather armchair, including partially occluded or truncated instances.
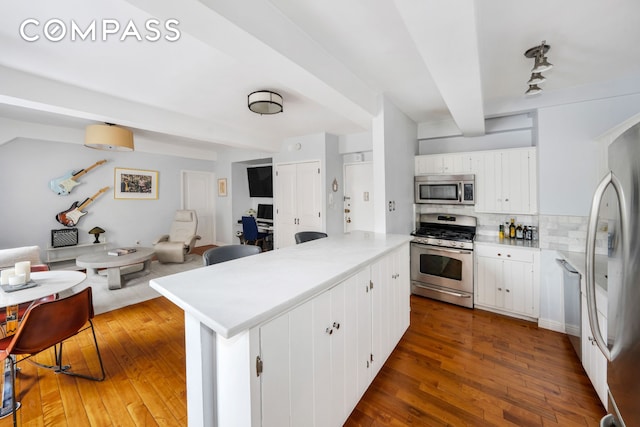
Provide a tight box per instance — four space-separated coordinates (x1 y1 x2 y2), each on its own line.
153 210 200 263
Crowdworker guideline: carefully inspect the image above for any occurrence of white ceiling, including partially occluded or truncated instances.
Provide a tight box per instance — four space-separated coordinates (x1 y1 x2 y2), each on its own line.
1 0 640 155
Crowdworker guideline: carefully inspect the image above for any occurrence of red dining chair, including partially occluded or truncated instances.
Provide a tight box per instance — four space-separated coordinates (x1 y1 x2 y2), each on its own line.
0 287 105 427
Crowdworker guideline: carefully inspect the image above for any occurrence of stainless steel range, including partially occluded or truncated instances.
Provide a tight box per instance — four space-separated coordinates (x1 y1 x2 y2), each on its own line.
410 213 477 308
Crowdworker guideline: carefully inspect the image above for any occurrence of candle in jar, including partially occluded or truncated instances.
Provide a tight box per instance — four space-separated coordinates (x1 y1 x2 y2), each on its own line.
14 261 30 282
0 268 15 285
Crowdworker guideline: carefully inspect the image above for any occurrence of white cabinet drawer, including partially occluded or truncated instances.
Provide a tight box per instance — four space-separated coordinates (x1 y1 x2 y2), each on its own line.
476 245 535 263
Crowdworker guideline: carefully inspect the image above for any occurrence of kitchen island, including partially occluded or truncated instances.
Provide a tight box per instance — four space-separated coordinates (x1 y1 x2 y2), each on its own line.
150 231 411 427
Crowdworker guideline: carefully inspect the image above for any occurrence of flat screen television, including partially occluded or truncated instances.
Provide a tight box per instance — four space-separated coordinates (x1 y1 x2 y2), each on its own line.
247 166 273 197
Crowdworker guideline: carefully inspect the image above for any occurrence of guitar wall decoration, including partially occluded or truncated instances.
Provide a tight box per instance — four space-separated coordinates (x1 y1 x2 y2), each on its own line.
49 159 107 195
55 187 110 227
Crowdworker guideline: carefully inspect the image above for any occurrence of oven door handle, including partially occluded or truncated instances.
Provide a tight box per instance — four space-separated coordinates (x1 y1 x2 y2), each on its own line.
413 283 471 298
420 246 472 255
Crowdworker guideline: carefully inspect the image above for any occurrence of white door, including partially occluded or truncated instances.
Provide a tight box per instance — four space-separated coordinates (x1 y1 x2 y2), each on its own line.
344 162 374 233
295 161 322 232
182 170 215 246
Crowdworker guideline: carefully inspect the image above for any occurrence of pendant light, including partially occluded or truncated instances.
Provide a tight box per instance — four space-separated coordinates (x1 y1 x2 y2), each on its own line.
84 123 134 151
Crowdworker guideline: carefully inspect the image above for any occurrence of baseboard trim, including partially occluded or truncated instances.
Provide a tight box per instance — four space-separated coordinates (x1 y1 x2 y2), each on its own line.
538 318 565 333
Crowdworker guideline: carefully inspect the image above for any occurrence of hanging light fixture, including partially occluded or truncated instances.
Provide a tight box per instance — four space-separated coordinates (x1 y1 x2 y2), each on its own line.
84 123 134 151
248 90 283 115
524 41 552 96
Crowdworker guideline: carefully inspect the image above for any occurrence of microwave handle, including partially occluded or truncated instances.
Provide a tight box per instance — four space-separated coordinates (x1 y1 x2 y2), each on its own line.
458 182 462 202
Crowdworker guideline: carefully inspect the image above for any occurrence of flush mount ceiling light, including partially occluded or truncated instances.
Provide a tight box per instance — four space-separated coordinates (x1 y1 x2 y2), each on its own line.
84 123 134 151
524 41 552 96
248 90 283 115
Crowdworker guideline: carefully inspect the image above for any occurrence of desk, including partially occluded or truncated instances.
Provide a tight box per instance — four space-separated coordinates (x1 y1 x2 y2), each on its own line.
0 270 86 419
76 248 154 290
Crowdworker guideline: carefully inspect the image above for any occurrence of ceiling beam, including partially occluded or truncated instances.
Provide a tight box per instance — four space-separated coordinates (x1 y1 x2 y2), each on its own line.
394 0 485 136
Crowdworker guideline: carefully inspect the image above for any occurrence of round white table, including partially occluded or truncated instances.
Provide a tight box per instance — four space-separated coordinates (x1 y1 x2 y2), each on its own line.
0 270 86 307
76 248 155 290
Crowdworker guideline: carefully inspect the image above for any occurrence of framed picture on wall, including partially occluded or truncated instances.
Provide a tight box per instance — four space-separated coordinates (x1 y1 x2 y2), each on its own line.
114 168 158 200
218 178 228 197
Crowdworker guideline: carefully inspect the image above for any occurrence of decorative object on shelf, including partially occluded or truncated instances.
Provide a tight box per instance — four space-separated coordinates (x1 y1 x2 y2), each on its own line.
248 90 283 115
55 187 110 227
332 178 339 192
114 168 158 200
246 208 256 217
107 247 137 256
51 228 79 247
88 226 105 244
218 178 227 197
49 159 107 196
84 123 134 151
524 41 552 96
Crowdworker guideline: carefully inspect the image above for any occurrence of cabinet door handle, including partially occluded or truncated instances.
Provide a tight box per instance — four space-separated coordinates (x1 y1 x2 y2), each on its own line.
498 287 502 291
325 327 333 335
497 253 502 257
505 289 510 293
333 322 340 330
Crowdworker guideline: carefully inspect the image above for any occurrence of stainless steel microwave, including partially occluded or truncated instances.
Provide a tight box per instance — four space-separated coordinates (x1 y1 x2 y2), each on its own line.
415 174 475 205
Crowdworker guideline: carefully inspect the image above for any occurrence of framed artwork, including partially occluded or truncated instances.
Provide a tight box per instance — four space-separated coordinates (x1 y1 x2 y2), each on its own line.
218 178 228 197
114 168 158 200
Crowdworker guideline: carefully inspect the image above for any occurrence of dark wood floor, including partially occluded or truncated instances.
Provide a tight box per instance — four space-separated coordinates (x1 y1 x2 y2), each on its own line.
346 296 606 426
1 293 605 426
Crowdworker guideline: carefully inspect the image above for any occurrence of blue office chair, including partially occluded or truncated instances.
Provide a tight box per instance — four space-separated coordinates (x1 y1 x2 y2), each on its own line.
203 245 261 266
241 216 270 249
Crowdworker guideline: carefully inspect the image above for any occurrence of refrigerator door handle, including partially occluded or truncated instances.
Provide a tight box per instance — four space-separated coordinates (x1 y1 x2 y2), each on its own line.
586 171 627 361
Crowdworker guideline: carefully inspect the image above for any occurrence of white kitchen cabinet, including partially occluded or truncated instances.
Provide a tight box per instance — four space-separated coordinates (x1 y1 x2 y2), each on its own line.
415 153 474 175
581 292 608 408
474 147 537 214
475 243 540 319
274 161 322 249
259 246 409 426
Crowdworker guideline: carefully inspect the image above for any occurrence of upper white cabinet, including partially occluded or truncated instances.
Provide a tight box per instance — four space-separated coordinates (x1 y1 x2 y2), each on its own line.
474 147 537 214
415 147 538 215
415 153 475 175
274 161 322 249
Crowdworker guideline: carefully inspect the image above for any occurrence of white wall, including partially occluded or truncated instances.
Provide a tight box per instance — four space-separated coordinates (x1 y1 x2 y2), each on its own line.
373 96 417 234
0 138 214 259
537 92 640 216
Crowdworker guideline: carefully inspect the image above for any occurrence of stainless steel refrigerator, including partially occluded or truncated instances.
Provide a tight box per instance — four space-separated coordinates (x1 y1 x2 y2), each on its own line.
586 122 640 427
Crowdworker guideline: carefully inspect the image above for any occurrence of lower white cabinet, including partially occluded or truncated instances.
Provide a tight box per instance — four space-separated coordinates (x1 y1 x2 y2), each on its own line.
475 243 540 319
259 246 409 427
581 292 608 408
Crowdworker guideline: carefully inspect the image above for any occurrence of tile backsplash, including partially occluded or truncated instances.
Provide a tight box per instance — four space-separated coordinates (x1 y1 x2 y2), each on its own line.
414 205 608 255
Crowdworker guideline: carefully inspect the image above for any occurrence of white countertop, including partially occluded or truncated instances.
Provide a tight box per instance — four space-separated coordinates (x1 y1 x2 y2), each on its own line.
150 231 411 339
557 250 608 292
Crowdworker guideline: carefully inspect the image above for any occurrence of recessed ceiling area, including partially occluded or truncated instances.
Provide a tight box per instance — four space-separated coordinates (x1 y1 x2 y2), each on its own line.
1 0 640 156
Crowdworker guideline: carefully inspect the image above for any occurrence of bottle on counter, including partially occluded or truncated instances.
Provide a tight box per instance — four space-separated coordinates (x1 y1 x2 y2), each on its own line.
516 223 524 239
531 226 538 241
499 224 505 239
524 225 532 240
509 218 516 239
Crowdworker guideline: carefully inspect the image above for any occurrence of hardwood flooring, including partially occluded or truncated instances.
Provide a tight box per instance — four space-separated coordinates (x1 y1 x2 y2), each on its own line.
1 294 605 426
